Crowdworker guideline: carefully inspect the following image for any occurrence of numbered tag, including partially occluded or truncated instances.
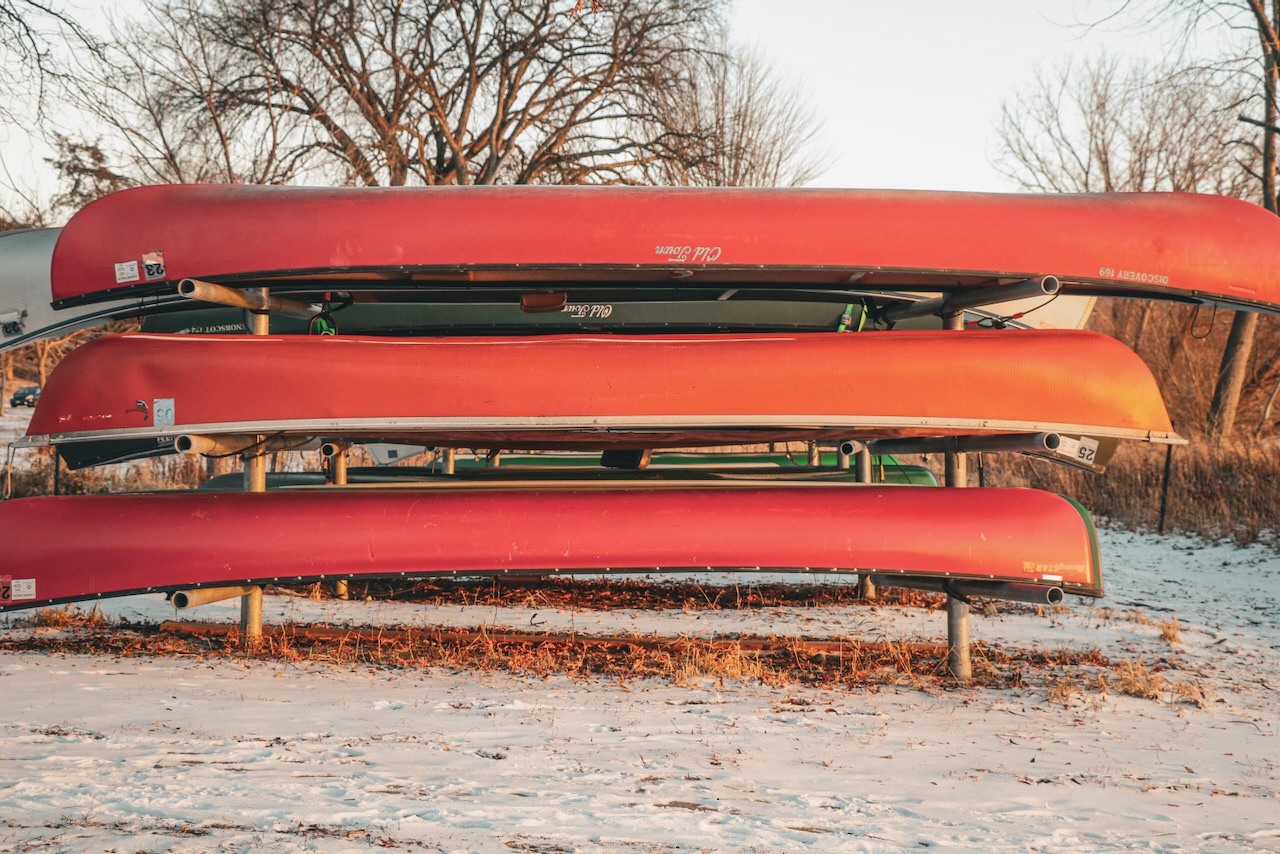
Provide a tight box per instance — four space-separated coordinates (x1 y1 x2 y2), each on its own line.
1054 435 1116 471
1056 435 1099 465
1074 436 1100 465
1 309 24 337
153 398 175 427
1 576 35 601
142 250 166 281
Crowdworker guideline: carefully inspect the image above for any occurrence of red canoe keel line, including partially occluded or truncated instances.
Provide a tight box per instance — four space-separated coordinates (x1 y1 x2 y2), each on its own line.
0 486 1102 613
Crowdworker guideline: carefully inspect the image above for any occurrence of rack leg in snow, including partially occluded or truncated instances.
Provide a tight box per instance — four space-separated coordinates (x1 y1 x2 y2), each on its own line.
238 448 266 647
234 290 271 647
855 448 876 600
327 442 350 600
943 309 972 682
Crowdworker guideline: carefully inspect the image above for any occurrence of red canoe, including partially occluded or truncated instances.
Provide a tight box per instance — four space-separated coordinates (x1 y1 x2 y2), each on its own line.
23 330 1180 467
50 185 1280 313
0 485 1102 613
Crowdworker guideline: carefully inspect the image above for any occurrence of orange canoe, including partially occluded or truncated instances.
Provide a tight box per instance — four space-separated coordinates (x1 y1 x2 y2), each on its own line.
23 329 1179 468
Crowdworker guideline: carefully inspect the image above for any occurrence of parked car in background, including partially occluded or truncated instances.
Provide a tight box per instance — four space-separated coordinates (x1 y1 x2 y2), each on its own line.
9 386 40 407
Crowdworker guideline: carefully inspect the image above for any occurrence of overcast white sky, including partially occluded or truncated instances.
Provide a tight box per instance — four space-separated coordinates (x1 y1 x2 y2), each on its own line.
0 1 1230 211
729 1 1188 191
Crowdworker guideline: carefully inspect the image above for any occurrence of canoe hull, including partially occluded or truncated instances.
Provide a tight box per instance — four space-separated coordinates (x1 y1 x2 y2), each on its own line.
0 486 1102 613
0 229 177 353
24 330 1179 468
49 185 1280 313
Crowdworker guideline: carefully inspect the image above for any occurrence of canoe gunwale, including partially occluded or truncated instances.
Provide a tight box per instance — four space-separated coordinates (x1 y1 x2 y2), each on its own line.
0 568 1103 615
19 416 1188 449
46 270 1280 316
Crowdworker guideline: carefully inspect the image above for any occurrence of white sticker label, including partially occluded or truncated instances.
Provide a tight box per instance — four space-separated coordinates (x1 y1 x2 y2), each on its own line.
114 261 140 284
1074 436 1100 465
1056 436 1101 466
153 398 175 427
1 577 36 601
142 251 166 281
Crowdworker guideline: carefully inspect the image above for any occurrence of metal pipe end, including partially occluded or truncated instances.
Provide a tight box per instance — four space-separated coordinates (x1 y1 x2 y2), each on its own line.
170 584 259 609
173 435 209 455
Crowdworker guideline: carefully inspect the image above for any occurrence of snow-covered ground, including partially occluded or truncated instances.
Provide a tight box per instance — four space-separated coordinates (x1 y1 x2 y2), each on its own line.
2 527 1278 852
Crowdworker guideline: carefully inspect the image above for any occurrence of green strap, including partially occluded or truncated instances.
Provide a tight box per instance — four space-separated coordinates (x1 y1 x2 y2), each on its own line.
837 303 852 332
837 303 867 332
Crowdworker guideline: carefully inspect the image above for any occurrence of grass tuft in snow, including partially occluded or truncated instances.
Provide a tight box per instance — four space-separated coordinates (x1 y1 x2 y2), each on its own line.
1042 657 1211 710
7 605 112 629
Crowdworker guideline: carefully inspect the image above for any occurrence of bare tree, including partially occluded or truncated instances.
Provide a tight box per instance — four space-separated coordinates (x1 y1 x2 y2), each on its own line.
0 188 47 229
45 135 136 214
997 55 1255 194
652 35 827 187
55 0 825 193
1200 1 1275 438
53 0 311 192
0 0 89 119
60 0 747 188
996 54 1280 436
1088 0 1280 438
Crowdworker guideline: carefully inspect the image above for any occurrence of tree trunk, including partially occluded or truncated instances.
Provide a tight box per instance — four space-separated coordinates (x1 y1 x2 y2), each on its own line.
1258 372 1280 434
1208 0 1279 439
36 340 52 386
1208 311 1260 438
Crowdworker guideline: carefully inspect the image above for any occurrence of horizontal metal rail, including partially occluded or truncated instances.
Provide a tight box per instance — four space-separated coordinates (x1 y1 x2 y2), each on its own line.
881 276 1060 324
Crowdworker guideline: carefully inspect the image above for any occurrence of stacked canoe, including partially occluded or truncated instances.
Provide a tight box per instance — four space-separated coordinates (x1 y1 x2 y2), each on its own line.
5 185 1279 614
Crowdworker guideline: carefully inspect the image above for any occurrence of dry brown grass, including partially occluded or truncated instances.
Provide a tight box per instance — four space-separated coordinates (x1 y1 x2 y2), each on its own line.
1 602 1213 706
6 451 209 498
1043 657 1210 709
8 605 111 629
1 618 1122 694
1044 674 1110 710
286 576 946 612
1110 658 1164 701
1088 301 1280 441
1158 617 1183 645
977 440 1280 546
